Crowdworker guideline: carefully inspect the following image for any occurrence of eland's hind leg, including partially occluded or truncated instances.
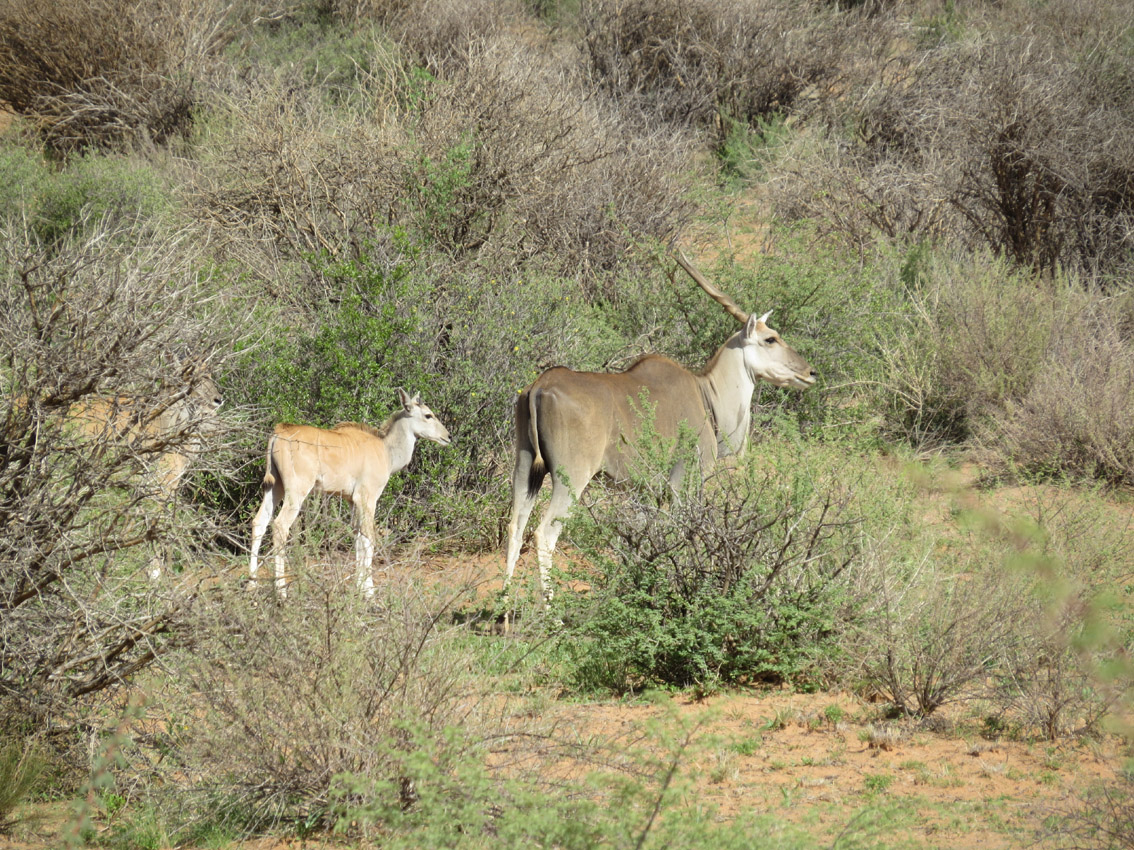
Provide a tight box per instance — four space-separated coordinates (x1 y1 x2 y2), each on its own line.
532 468 589 604
270 484 312 598
505 447 543 589
249 479 283 589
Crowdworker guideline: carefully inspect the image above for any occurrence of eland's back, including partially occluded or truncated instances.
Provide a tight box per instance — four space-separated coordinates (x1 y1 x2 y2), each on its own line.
266 423 391 500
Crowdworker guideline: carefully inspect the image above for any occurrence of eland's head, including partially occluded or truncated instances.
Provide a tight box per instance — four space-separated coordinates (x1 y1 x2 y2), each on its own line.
398 389 451 447
740 311 817 390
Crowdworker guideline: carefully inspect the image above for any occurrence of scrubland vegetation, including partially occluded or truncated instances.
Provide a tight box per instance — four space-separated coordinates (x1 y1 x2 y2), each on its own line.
1 0 1133 846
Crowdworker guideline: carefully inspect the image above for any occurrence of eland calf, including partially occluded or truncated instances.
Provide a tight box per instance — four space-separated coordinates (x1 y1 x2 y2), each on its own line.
248 390 451 598
68 364 224 579
504 252 817 602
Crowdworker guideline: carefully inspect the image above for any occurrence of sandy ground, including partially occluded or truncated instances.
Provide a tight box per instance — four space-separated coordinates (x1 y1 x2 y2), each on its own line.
1 542 1128 850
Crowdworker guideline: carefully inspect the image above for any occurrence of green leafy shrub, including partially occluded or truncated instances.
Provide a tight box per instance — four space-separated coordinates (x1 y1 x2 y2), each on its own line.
0 143 174 245
234 245 626 543
564 441 869 693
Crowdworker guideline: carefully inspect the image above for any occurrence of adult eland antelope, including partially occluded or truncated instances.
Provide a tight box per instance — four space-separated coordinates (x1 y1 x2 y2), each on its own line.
248 390 451 598
504 252 817 602
68 362 224 578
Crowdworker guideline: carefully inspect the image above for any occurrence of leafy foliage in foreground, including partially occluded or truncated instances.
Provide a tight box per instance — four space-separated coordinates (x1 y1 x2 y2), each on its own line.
565 441 864 693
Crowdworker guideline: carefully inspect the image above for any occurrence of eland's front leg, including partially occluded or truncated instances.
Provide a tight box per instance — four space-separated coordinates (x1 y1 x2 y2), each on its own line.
353 493 378 598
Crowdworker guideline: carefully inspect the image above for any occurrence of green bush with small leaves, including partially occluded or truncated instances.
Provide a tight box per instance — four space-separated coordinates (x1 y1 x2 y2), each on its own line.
563 440 876 693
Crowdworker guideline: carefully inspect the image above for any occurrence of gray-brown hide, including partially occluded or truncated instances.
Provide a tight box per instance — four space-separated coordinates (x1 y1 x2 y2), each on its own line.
248 390 450 598
504 258 816 602
68 365 224 578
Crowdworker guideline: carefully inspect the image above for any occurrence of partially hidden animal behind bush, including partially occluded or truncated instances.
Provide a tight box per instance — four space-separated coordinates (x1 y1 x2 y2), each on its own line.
0 217 241 727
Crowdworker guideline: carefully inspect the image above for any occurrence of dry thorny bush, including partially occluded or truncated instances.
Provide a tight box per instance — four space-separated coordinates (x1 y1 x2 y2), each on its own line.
840 551 1037 718
0 0 234 153
998 312 1134 485
878 249 1134 482
776 14 1134 276
153 574 559 833
191 34 696 285
190 80 404 264
578 0 879 140
0 219 244 729
836 477 1125 733
402 39 696 278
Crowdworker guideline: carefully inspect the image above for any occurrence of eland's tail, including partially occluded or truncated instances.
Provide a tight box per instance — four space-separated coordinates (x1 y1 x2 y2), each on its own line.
527 389 546 497
262 433 278 490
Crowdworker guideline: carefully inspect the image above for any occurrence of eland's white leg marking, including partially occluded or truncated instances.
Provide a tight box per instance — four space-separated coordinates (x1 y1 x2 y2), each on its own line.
353 490 379 599
356 533 375 597
504 490 539 588
532 474 578 603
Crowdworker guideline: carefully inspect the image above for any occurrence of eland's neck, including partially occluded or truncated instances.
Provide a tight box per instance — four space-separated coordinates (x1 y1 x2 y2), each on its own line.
698 332 756 457
382 414 419 473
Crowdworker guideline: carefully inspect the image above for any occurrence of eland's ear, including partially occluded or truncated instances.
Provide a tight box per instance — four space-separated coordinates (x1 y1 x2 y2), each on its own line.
757 310 773 326
397 388 411 409
743 313 760 341
411 392 422 405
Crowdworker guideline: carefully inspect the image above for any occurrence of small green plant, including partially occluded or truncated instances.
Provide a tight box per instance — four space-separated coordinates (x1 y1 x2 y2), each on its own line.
0 737 44 833
730 734 764 756
102 792 127 819
763 708 794 732
716 112 792 186
823 704 846 729
864 773 895 794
